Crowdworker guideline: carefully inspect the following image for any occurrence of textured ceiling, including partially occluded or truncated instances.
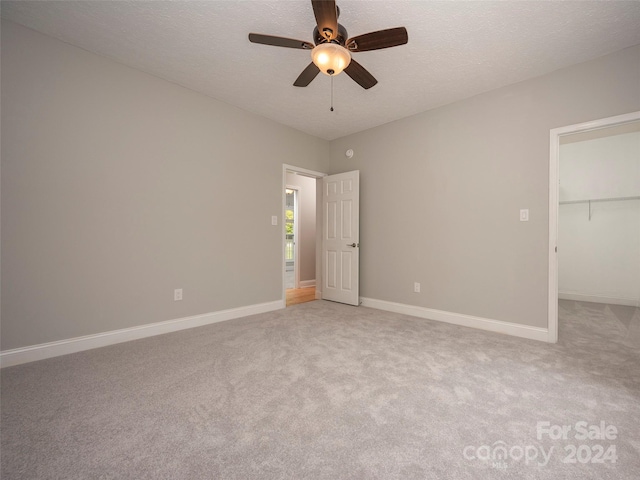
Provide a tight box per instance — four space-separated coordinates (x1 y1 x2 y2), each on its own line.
3 1 640 140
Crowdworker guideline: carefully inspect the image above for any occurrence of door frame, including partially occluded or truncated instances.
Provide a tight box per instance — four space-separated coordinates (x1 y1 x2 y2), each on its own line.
282 164 327 305
548 110 640 343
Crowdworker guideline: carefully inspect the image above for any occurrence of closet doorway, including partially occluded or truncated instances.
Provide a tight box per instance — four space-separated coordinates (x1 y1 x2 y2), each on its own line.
549 111 640 342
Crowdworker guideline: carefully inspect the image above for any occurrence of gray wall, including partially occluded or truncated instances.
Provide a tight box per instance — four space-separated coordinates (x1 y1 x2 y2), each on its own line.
1 21 329 350
3 19 639 351
285 173 316 284
328 45 640 328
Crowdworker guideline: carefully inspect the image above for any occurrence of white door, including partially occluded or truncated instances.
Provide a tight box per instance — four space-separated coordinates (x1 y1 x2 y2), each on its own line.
322 170 359 305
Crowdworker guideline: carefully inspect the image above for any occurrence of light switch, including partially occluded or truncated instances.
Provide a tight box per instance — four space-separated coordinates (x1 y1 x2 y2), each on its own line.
271 216 278 226
520 209 529 222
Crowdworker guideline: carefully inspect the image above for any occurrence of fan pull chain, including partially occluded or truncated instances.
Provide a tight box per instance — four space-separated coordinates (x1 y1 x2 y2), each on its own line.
330 75 334 112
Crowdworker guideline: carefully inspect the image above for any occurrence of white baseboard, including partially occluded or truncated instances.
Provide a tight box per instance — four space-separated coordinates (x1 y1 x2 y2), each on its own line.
0 300 284 368
315 290 322 300
559 291 640 308
360 297 551 343
298 280 316 288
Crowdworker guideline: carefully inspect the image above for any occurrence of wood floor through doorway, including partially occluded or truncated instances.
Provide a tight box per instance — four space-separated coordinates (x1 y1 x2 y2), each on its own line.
286 287 316 306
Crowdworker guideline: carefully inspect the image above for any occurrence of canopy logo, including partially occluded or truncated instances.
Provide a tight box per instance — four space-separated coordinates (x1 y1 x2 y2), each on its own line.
463 441 554 469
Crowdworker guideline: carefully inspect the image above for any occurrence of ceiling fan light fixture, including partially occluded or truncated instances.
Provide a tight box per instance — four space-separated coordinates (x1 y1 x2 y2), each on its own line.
311 43 351 76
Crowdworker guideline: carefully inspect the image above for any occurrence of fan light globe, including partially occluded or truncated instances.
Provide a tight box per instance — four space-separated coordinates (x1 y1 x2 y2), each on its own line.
311 43 351 76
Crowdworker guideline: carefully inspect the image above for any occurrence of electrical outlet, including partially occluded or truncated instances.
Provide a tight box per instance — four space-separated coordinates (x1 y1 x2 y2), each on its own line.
174 288 183 301
520 209 529 222
414 282 421 293
271 216 278 226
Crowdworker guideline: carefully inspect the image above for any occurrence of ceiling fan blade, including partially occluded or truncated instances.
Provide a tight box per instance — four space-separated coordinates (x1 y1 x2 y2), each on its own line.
249 33 314 50
344 59 378 89
346 27 408 52
312 0 338 41
294 62 321 87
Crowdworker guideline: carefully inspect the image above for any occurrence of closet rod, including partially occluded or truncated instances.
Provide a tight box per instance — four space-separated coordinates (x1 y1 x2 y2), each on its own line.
559 195 640 205
559 195 640 221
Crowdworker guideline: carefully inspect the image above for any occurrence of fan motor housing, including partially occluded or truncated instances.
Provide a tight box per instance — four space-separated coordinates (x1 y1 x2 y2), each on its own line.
313 24 348 46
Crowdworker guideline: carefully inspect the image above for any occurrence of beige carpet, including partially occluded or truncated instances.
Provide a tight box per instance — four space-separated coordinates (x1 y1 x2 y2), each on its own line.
1 299 639 479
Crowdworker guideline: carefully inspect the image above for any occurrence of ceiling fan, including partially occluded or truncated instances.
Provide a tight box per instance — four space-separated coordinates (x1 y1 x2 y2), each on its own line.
248 0 408 90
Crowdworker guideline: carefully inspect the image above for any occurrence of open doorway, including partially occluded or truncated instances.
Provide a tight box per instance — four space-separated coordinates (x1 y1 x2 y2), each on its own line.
549 111 640 343
283 165 326 307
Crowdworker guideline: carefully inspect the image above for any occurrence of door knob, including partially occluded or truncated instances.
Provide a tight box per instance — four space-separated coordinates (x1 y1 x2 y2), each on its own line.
347 243 359 247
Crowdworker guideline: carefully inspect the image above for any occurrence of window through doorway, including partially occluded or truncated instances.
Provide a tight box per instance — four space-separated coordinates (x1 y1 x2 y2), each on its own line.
285 188 296 289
